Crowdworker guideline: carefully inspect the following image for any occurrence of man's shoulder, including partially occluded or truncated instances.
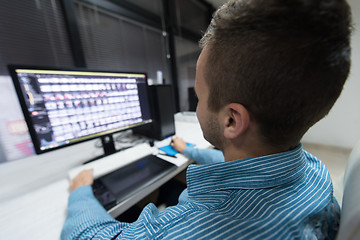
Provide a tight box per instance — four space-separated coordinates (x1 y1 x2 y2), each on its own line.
302 149 331 179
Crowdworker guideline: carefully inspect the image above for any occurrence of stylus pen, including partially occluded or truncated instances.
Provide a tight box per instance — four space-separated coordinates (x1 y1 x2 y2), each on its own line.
158 153 177 158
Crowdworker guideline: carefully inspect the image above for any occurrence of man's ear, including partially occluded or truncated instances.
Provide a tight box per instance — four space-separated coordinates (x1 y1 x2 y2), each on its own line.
223 103 250 139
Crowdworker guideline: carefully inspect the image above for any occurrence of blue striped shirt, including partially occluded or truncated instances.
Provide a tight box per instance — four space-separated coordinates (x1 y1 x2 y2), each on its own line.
61 144 340 239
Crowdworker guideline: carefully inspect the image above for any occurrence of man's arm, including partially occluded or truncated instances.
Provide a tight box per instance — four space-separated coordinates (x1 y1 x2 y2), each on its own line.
61 170 126 239
171 137 224 164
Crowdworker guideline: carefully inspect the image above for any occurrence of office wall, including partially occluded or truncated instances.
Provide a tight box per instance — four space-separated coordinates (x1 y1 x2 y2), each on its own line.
175 37 200 111
302 0 360 149
0 0 171 163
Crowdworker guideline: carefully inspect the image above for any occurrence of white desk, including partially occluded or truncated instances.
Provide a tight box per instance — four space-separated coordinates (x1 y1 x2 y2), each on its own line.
0 112 209 240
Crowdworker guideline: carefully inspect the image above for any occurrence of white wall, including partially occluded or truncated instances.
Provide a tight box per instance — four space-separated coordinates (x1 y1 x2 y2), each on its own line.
302 0 360 149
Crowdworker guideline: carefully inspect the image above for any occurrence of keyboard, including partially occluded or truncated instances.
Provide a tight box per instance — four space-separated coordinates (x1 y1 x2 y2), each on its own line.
92 154 177 210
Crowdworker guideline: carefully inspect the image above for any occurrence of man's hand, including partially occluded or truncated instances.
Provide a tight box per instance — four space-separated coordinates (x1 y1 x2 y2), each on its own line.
69 169 94 193
170 137 187 154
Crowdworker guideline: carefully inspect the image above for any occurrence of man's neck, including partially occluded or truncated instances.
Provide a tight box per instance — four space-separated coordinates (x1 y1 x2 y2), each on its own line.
222 141 297 162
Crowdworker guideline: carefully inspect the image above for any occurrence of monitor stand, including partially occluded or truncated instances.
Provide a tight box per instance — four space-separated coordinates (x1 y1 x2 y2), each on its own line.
83 133 153 165
101 134 116 156
83 134 118 164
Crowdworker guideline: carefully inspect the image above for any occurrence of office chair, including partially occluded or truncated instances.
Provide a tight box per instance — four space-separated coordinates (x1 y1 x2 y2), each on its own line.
336 141 360 240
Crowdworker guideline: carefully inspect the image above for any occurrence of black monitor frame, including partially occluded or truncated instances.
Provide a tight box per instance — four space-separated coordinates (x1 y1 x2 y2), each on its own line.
8 65 153 157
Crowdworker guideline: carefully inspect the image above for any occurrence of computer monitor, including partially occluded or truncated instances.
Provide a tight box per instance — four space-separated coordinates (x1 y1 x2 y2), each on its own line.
8 65 153 158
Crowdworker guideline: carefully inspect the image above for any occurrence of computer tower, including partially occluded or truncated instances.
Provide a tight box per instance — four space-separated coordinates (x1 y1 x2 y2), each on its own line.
133 85 175 140
188 87 198 111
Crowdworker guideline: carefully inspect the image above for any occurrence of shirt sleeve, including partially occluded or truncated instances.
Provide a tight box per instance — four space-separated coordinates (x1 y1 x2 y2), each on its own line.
61 185 127 240
183 147 225 164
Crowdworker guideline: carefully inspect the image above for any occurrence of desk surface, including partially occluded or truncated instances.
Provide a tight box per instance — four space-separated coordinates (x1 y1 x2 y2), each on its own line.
0 112 210 240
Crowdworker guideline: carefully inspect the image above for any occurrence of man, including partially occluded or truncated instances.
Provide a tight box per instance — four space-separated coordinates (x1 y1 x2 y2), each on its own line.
61 0 352 239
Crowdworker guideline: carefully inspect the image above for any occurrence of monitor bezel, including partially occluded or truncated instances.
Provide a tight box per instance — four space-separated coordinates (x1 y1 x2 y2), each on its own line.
8 64 153 155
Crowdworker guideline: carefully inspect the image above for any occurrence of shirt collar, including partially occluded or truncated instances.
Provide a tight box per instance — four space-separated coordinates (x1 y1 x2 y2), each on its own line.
186 144 307 196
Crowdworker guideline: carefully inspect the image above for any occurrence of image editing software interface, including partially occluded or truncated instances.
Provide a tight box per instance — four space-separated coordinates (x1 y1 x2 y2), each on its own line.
10 67 152 154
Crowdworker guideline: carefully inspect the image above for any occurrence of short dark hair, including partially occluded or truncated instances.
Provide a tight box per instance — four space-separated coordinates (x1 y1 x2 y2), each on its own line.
200 0 352 147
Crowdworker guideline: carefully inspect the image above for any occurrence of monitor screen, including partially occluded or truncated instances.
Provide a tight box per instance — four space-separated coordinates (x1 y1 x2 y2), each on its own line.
8 65 152 155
